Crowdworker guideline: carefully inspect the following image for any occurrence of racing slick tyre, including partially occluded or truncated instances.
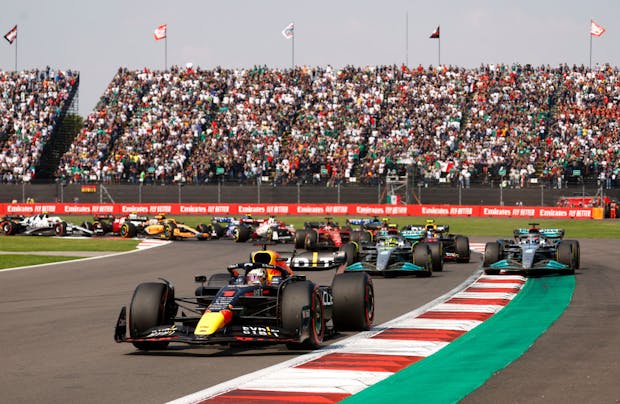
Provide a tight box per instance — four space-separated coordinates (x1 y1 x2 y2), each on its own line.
413 243 432 277
195 223 213 240
332 272 374 331
305 229 318 250
483 242 501 275
350 230 361 243
294 229 307 249
568 240 580 269
120 222 137 238
428 242 443 272
1 220 16 235
129 282 177 350
455 235 470 263
211 222 225 238
196 223 210 234
93 221 109 234
282 281 325 350
54 221 67 237
557 241 576 274
233 225 251 242
340 242 359 266
163 222 177 241
359 230 372 244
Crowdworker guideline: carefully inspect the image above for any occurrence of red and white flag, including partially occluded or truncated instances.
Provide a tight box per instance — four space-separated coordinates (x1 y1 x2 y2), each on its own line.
590 20 605 37
281 22 294 39
429 26 440 39
4 25 17 44
154 24 167 40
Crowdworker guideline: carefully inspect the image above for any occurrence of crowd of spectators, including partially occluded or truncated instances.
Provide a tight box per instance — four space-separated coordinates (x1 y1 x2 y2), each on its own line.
0 68 78 183
1 64 618 188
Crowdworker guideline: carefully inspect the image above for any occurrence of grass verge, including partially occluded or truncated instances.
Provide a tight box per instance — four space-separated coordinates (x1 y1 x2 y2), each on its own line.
0 236 139 252
0 254 82 269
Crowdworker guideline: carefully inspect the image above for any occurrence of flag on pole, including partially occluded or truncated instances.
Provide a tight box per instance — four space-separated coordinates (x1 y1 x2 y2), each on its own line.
154 24 167 41
4 25 17 44
590 20 605 37
281 22 294 39
429 26 440 39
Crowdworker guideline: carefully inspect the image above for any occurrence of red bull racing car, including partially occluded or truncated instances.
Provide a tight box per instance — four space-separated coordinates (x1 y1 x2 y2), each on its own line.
114 249 374 351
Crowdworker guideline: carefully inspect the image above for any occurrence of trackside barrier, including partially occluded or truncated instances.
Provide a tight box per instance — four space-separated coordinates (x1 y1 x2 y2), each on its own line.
0 203 593 219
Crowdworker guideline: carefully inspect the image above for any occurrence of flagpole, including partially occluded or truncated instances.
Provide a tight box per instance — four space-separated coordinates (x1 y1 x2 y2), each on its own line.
165 33 168 71
14 32 17 71
405 12 409 66
291 22 295 69
589 20 592 70
438 27 441 66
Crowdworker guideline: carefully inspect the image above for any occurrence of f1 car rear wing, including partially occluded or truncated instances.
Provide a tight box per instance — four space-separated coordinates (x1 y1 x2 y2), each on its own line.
213 216 234 223
346 218 380 226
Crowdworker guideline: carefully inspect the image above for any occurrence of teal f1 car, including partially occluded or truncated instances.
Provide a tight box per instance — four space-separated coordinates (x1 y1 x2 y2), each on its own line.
344 234 433 277
482 223 580 276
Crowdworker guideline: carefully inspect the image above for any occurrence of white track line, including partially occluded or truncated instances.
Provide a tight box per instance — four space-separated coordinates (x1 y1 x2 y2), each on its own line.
168 269 526 404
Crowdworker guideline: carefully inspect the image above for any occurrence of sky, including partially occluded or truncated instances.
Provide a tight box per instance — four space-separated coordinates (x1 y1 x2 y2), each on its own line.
1 0 617 117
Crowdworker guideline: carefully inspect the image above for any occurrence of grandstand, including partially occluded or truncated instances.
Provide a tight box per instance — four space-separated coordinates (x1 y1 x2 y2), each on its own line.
0 68 80 182
1 64 618 190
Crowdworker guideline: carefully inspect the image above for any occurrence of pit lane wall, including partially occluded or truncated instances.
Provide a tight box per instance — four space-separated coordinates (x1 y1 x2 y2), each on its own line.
0 203 594 219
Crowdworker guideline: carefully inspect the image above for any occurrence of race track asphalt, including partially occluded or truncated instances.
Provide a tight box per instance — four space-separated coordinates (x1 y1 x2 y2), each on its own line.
0 238 617 403
462 238 620 403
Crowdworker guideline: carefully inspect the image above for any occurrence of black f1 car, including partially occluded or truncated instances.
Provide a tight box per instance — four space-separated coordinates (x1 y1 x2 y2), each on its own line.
114 249 374 351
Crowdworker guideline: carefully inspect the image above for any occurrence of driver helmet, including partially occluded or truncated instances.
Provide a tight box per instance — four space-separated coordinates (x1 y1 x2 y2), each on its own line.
388 237 399 247
246 268 266 286
155 214 166 221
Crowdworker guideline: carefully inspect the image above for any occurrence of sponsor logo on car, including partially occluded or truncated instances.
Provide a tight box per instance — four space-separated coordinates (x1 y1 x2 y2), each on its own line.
146 325 176 338
241 326 281 338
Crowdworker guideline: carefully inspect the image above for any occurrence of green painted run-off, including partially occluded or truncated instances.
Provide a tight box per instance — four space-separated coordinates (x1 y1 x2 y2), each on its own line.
343 275 575 404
